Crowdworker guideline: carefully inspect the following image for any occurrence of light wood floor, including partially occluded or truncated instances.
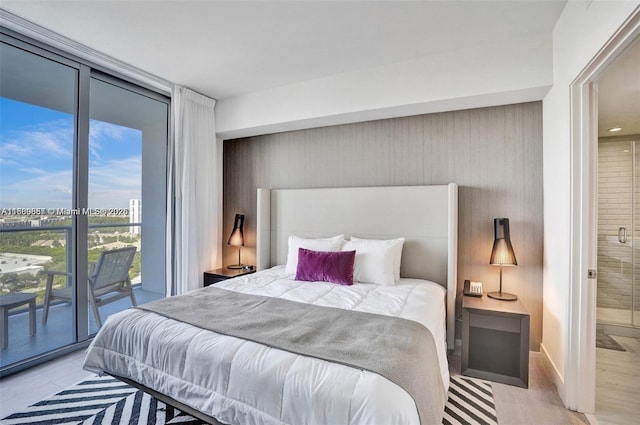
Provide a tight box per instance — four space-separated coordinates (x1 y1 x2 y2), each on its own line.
0 349 92 419
0 349 594 424
448 351 588 425
595 335 640 425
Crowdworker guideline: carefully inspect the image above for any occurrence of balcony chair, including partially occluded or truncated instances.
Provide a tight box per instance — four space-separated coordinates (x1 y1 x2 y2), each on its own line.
42 246 138 327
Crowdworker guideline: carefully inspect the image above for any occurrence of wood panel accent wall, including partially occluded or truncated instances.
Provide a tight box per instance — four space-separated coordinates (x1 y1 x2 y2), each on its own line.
223 101 543 350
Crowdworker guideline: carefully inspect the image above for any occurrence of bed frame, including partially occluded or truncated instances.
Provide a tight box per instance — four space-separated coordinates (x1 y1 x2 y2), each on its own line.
113 374 223 424
111 184 458 423
256 184 458 350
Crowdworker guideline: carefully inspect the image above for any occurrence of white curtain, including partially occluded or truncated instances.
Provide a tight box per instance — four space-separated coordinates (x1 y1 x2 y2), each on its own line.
167 86 221 295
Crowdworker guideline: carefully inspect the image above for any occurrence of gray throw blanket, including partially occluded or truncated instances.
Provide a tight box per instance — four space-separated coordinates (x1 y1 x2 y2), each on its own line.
137 286 445 424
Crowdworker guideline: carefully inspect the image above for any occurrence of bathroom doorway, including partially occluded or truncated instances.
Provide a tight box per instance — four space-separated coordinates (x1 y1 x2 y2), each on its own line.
594 34 640 425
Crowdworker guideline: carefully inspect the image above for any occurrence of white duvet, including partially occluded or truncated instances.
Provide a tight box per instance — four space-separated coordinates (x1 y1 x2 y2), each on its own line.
84 266 449 425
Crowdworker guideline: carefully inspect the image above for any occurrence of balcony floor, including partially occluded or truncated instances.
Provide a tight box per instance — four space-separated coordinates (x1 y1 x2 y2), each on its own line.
0 287 163 369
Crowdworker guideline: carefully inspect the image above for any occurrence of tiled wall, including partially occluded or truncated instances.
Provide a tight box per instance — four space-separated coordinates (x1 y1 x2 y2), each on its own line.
597 138 640 313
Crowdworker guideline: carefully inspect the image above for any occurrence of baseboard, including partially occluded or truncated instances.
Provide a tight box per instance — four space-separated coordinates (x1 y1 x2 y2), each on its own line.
585 413 599 425
539 343 567 406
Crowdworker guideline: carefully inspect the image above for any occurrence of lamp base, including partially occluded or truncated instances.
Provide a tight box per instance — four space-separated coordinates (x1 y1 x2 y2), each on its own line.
487 291 518 301
226 264 245 270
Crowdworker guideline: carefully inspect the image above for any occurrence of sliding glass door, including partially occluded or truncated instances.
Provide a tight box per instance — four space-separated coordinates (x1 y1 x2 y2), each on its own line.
0 40 79 367
87 76 168 334
0 32 169 373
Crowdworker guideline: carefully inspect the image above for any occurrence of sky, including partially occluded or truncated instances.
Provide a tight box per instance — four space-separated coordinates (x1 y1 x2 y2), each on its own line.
0 97 142 210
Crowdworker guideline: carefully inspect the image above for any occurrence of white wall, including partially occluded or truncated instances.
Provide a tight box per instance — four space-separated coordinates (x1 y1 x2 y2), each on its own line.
542 0 639 405
216 34 552 139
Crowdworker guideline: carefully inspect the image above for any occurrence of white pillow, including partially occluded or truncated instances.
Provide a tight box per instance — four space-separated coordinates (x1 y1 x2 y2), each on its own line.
342 238 403 286
285 234 344 274
349 237 405 281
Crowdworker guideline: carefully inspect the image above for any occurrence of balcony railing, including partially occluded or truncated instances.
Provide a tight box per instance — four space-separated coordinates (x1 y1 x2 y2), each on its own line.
0 222 164 370
0 223 142 310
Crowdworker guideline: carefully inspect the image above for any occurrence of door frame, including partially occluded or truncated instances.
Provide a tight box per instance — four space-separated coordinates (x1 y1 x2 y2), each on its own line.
568 10 640 413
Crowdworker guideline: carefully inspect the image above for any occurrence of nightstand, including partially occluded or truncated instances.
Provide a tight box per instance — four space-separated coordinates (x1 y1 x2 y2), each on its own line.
203 267 255 287
462 295 530 388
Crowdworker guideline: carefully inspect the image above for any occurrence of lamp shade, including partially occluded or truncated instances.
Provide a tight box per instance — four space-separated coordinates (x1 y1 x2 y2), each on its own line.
227 214 245 247
489 218 517 266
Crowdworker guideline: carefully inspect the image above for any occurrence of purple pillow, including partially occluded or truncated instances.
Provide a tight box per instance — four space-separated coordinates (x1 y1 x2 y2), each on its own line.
295 248 356 285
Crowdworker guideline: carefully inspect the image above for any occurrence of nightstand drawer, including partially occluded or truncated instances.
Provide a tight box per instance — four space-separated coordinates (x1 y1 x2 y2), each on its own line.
204 273 228 286
469 312 521 333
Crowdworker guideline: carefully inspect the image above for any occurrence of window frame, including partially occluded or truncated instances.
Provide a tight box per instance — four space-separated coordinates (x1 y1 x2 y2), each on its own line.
0 28 170 377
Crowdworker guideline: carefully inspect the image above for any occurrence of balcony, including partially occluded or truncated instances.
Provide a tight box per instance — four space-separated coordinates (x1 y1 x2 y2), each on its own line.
0 286 162 368
0 223 164 370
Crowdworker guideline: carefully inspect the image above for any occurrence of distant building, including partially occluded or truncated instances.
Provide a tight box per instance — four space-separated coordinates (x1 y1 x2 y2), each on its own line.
0 217 31 229
129 199 141 234
0 216 64 229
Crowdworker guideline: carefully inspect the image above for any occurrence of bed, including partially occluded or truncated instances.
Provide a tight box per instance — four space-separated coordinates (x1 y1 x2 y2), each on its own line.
83 184 458 424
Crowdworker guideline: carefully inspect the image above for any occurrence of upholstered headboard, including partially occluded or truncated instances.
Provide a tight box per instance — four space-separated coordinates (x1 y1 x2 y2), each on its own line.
256 184 458 350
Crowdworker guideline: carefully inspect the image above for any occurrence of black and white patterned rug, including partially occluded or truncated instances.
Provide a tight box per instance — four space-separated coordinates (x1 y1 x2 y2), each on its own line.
1 374 497 425
443 375 498 425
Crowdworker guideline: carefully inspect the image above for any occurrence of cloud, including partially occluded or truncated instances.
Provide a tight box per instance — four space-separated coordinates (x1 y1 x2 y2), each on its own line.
0 168 73 209
16 167 48 176
0 118 73 159
0 157 21 168
1 118 140 163
88 156 142 204
53 185 73 195
1 156 141 209
2 116 144 209
1 142 32 155
89 120 140 161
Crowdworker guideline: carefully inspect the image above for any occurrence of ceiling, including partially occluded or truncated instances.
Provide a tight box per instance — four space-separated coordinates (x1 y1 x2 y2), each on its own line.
1 1 567 100
3 1 636 139
598 36 640 138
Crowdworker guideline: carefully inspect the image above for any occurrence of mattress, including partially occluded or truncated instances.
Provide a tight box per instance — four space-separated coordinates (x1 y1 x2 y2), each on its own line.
84 266 449 425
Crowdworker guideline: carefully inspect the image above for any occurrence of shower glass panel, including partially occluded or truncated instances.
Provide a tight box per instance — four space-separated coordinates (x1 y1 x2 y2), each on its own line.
597 139 638 328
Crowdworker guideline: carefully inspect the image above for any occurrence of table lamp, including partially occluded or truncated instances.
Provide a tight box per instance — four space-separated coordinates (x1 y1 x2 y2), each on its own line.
227 213 245 269
488 217 518 301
